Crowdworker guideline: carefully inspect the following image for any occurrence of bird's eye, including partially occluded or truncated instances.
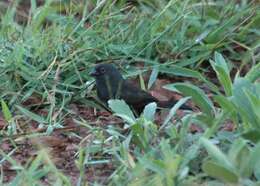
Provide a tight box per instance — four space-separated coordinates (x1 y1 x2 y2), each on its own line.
100 67 106 73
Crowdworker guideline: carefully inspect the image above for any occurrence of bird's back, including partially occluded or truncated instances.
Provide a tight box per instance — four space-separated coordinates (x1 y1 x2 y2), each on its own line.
119 81 158 112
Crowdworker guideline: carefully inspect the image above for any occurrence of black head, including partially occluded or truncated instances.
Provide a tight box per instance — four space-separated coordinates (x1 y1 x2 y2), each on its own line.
89 64 124 102
90 64 123 80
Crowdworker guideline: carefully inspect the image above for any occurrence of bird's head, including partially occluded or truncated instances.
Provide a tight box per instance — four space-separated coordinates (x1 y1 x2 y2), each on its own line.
90 64 124 101
90 64 123 80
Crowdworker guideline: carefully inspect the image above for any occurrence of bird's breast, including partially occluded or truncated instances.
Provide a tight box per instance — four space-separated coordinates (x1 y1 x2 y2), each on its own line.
96 78 123 102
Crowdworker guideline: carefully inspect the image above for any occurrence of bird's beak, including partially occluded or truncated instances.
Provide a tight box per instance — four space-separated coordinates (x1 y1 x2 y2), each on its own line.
89 68 98 77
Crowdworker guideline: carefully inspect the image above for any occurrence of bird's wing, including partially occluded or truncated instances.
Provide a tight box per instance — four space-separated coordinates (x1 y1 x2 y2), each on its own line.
120 81 158 106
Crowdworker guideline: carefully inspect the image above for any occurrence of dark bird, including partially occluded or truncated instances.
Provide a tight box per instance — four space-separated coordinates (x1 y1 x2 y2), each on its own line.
90 64 192 114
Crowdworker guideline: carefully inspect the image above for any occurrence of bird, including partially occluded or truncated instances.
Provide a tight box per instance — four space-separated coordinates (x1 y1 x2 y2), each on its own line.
89 63 192 114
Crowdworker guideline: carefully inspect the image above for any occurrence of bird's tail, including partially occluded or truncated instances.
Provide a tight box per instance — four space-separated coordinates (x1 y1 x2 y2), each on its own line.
158 98 192 110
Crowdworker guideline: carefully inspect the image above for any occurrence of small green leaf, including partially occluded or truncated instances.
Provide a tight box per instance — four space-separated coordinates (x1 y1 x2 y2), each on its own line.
131 122 148 150
159 65 220 94
254 161 260 181
159 65 202 79
210 52 232 96
245 62 260 82
205 13 243 43
148 67 159 89
213 95 235 111
242 130 260 143
139 72 146 91
249 143 260 180
176 52 211 67
212 64 233 96
160 97 191 130
16 105 46 124
1 99 12 122
245 90 260 123
108 99 136 124
214 52 230 74
143 102 157 121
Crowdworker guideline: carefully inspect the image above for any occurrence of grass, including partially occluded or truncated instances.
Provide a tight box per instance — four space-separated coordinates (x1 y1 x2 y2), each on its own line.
0 0 260 185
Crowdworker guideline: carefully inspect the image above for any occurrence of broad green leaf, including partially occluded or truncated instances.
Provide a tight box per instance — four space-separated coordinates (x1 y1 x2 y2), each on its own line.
164 83 215 118
213 95 236 113
159 65 220 94
108 99 135 124
202 160 238 183
228 139 252 177
228 139 247 163
200 137 235 172
232 78 260 128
